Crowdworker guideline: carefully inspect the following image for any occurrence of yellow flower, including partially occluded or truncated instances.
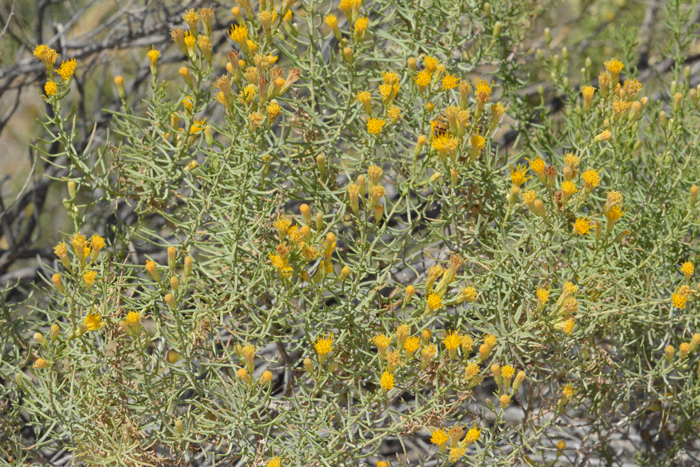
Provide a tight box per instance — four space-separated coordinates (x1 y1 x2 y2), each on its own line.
604 58 624 76
474 78 492 102
266 458 281 467
247 40 258 54
573 218 592 235
681 261 694 279
83 271 97 287
325 14 338 29
464 425 482 445
267 100 282 121
404 336 420 354
34 358 48 369
57 59 77 80
126 311 141 327
465 362 480 380
605 205 624 223
430 427 449 446
315 333 334 355
672 293 688 309
555 318 575 336
562 384 575 399
373 334 392 353
354 17 369 35
564 153 579 171
427 293 442 311
229 24 248 43
510 164 529 188
83 310 104 331
471 132 485 151
501 365 515 379
581 85 596 101
382 71 399 85
449 447 466 462
415 70 432 89
484 334 497 349
461 286 477 302
189 117 206 135
387 106 401 123
33 44 57 67
367 118 385 134
442 73 460 90
424 56 438 73
443 330 461 352
380 371 394 391
147 46 159 65
537 288 549 305
44 81 58 96
561 180 577 197
526 156 545 177
270 253 292 277
582 169 600 189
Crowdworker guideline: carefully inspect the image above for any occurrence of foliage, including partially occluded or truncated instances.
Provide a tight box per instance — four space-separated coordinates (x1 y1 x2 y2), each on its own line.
3 0 700 466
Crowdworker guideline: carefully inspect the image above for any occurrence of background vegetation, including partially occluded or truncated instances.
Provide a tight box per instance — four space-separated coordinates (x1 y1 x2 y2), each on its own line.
1 0 700 465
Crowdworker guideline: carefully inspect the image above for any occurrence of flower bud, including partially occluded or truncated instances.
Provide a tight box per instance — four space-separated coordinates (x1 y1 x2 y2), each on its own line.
373 204 383 223
404 285 415 307
429 172 443 184
450 169 459 186
261 370 273 383
67 181 77 198
316 212 324 231
680 342 690 358
237 367 252 384
339 266 351 280
50 324 59 341
483 2 491 17
407 57 417 71
303 357 314 373
415 135 427 156
691 186 698 205
673 92 683 113
665 345 675 362
167 246 177 271
184 255 193 278
557 440 566 451
115 75 125 100
513 371 526 391
300 204 311 225
343 47 354 63
179 67 193 88
421 329 432 343
34 332 47 346
493 21 501 39
544 28 551 44
499 394 510 408
164 293 177 308
175 419 184 435
659 110 667 130
51 274 64 293
146 260 160 282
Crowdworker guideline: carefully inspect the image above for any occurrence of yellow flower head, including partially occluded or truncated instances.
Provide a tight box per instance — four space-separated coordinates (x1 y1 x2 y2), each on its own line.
126 311 141 327
681 261 694 278
367 118 385 135
90 235 105 253
562 384 575 398
57 59 77 80
442 73 460 90
581 85 596 101
274 217 292 236
266 458 281 467
189 117 206 134
484 334 497 349
573 218 592 235
604 58 624 76
564 153 579 170
147 46 160 65
430 427 449 446
582 169 600 189
561 180 577 197
510 164 529 187
462 286 477 302
387 106 402 123
501 365 515 379
606 190 623 208
465 362 480 380
33 44 57 66
44 81 58 96
605 205 624 223
83 271 97 287
415 70 432 89
34 358 48 369
315 333 334 355
475 78 492 102
449 447 466 462
556 318 576 336
382 71 399 85
443 330 461 351
404 336 420 354
380 371 394 390
354 17 369 34
325 14 339 29
424 56 438 73
672 292 688 309
83 310 104 331
373 333 392 351
269 253 292 277
527 156 546 176
536 288 549 305
471 132 486 151
71 232 87 252
229 24 248 43
465 425 482 444
427 293 443 311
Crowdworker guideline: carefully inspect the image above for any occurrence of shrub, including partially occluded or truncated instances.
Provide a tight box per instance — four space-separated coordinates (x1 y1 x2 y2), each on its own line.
3 0 700 465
